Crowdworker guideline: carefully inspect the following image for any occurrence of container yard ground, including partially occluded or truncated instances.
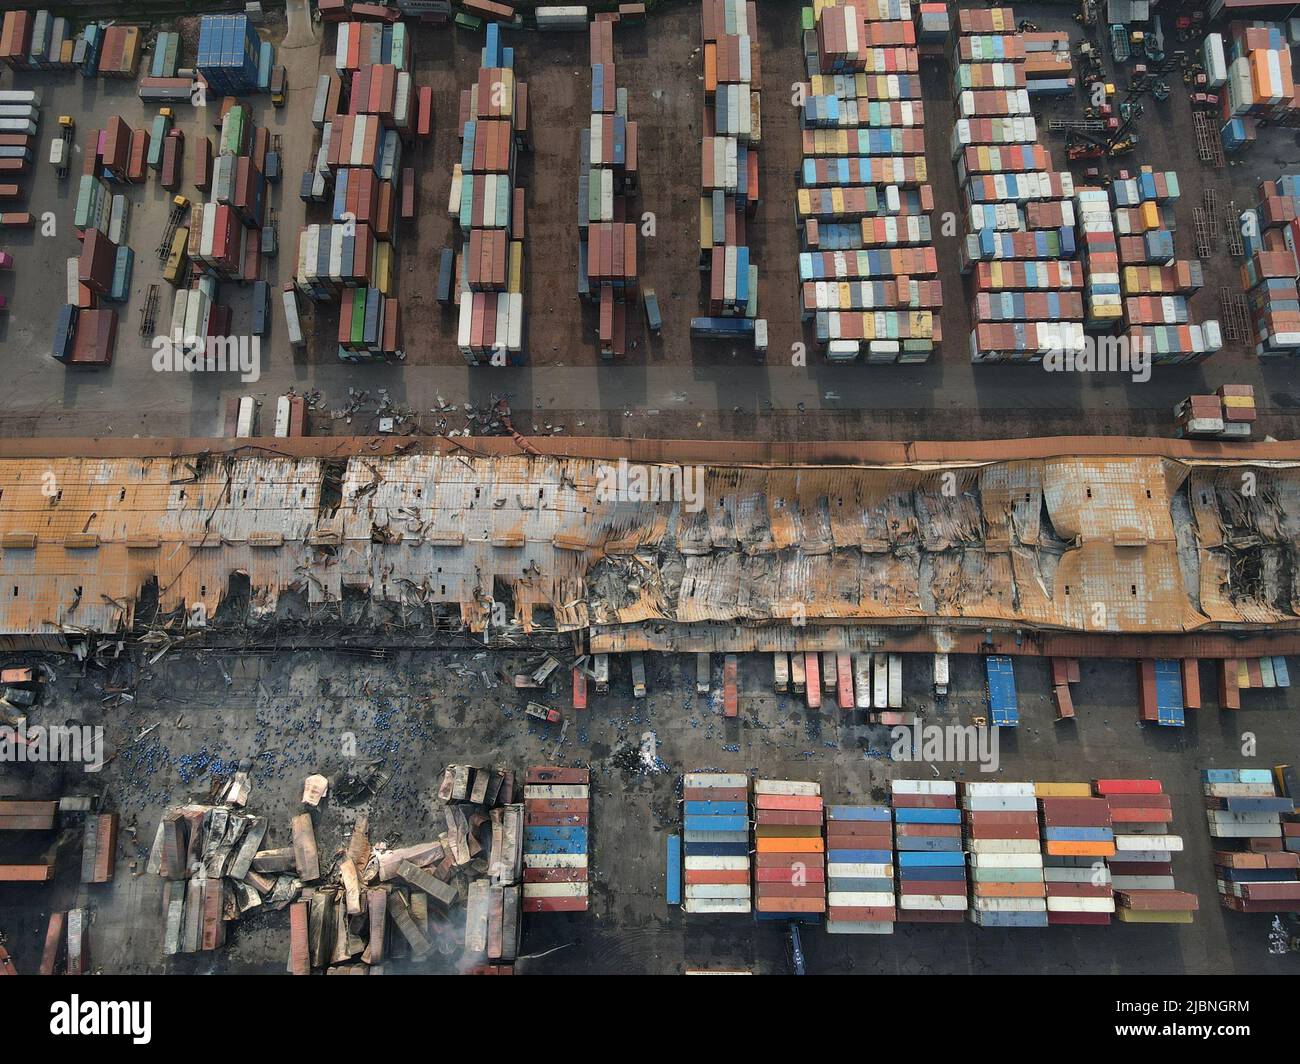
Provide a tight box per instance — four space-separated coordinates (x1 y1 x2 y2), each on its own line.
0 647 1296 975
4 4 1300 440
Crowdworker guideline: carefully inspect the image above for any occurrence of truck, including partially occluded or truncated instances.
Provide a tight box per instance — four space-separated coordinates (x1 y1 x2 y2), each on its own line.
524 701 561 725
49 115 74 180
270 65 287 108
933 652 949 696
592 653 610 693
772 651 788 694
162 227 189 286
630 652 647 698
643 287 662 335
695 652 710 695
282 282 304 348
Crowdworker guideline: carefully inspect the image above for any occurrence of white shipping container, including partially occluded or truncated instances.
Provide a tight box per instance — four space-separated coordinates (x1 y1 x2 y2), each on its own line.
1114 834 1183 851
282 289 304 347
971 853 1044 869
684 884 750 899
273 396 291 438
1046 896 1116 913
683 899 751 914
887 654 902 708
170 288 188 338
754 779 820 797
891 780 957 796
899 895 966 910
684 772 749 788
523 852 588 868
1204 783 1277 796
773 652 789 692
684 856 749 871
933 652 949 692
1110 875 1176 891
828 863 892 879
827 891 894 907
523 784 590 799
523 882 590 898
1205 822 1281 838
235 396 257 438
963 782 1035 797
968 839 1042 854
853 654 872 708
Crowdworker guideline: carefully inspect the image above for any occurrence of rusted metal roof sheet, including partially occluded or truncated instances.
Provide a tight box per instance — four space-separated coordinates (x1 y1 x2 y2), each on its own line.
0 448 1296 645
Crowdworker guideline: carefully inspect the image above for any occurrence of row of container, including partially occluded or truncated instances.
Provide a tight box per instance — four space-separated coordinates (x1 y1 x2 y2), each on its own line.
950 10 1088 364
680 772 751 914
1242 174 1300 357
579 19 638 357
523 768 591 913
754 780 826 918
335 20 411 74
337 286 402 360
295 222 394 296
825 806 895 933
1204 768 1300 913
962 782 1047 927
1 10 78 71
798 0 940 363
893 780 967 923
700 0 761 329
452 23 525 363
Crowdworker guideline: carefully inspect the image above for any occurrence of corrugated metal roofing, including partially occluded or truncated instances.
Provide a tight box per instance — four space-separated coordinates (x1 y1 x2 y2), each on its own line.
0 450 1296 645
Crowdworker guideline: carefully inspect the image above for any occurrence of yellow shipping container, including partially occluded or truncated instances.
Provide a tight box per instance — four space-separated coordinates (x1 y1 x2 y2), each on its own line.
508 240 523 294
1116 909 1195 924
373 242 392 295
1034 782 1092 797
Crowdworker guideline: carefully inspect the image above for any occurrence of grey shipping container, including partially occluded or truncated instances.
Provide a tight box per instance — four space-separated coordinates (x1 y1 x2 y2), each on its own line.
436 247 454 305
251 280 269 335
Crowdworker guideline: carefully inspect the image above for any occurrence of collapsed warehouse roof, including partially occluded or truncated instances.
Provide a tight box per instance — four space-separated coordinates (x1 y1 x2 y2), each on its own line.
0 437 1297 651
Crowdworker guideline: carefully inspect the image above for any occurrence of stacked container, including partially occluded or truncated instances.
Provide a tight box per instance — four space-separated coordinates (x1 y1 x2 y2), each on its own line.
336 21 410 73
682 772 751 914
1036 781 1116 926
961 781 1047 927
753 780 825 919
953 7 1084 364
453 23 526 364
698 0 761 334
578 18 639 357
1097 779 1198 924
97 25 141 79
891 779 966 923
522 766 590 913
798 0 940 363
825 805 895 934
1242 174 1300 357
1220 23 1297 153
1204 768 1300 913
196 14 260 96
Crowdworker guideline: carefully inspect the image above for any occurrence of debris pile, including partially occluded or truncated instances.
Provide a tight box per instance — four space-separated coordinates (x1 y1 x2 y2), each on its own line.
148 762 528 972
